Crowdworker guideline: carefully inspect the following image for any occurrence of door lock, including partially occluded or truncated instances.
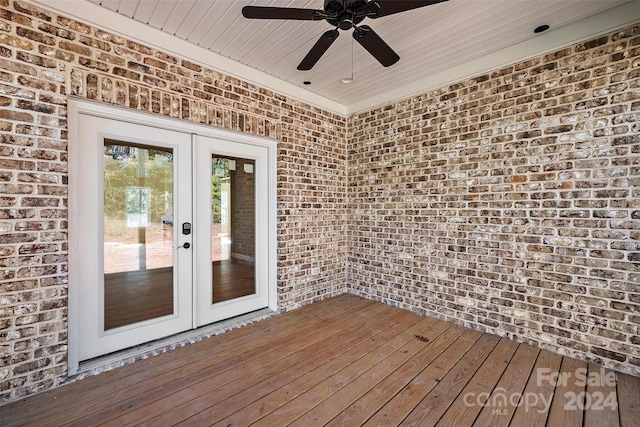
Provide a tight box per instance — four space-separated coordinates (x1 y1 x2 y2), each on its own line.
182 222 191 235
178 242 190 249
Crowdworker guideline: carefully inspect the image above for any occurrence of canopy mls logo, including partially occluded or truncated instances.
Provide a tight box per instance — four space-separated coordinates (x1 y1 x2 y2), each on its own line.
463 386 553 415
463 366 618 415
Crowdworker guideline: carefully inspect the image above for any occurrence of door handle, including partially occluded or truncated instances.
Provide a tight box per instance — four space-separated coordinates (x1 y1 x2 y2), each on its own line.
178 242 190 249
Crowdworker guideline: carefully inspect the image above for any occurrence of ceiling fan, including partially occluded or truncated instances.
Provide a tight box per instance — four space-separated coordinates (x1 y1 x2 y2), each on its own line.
242 0 448 71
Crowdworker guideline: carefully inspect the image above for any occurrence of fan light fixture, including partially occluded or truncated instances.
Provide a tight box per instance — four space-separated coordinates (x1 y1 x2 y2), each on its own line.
341 37 355 84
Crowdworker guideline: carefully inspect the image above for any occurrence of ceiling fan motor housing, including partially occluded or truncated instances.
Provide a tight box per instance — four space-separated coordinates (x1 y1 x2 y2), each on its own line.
324 0 373 30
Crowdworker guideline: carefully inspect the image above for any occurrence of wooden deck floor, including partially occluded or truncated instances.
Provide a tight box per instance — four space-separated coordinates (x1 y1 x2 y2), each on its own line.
3 294 639 426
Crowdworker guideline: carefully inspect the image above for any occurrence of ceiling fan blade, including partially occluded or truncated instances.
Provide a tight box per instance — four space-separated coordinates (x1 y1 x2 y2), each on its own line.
298 29 340 70
353 25 399 67
242 6 323 20
369 0 448 18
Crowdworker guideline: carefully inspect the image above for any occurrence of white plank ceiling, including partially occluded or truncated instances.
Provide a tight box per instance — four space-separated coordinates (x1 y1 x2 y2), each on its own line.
64 1 638 111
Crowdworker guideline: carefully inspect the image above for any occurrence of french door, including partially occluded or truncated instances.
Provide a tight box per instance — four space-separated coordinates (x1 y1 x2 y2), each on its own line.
72 111 271 363
193 135 270 326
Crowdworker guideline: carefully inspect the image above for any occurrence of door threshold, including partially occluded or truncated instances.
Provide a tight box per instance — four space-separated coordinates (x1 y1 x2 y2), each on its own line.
72 308 277 381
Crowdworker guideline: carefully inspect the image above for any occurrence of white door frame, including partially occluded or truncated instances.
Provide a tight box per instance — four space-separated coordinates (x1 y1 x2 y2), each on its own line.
67 99 278 374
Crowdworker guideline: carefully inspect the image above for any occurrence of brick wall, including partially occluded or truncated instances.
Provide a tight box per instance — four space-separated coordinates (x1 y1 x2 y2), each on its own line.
348 25 640 376
0 0 347 402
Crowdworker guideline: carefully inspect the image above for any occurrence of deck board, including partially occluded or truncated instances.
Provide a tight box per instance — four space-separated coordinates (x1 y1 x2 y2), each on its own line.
323 322 465 427
400 333 501 426
287 317 445 427
207 309 428 427
583 363 620 427
618 371 640 427
362 328 484 426
9 293 357 415
509 350 563 427
249 317 446 426
83 299 391 426
545 356 587 427
137 302 407 426
5 295 368 426
434 338 519 427
472 342 540 426
206 311 420 424
2 294 639 427
60 297 379 426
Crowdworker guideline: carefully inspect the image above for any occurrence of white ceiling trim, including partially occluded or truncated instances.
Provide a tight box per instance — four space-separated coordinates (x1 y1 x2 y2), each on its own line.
31 1 640 116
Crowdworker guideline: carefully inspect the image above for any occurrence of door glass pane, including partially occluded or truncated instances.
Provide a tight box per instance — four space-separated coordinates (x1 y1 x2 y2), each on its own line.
103 140 174 330
211 156 255 303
